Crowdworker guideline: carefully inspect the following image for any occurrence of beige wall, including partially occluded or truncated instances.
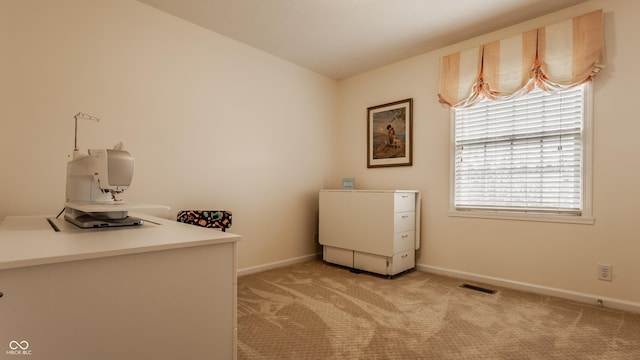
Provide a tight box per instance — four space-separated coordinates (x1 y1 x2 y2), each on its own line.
0 0 337 269
336 0 640 306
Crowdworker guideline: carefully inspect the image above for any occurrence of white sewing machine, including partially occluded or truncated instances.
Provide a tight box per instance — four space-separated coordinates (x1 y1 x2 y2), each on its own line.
63 113 166 228
64 147 146 228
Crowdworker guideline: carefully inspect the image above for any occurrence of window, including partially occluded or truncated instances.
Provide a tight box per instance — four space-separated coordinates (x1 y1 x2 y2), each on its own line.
450 83 593 223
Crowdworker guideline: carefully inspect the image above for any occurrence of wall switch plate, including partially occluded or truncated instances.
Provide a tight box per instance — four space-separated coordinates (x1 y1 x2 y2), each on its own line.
597 264 613 281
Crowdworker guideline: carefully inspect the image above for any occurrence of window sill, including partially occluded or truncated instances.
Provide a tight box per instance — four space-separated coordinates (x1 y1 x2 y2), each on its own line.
448 209 595 225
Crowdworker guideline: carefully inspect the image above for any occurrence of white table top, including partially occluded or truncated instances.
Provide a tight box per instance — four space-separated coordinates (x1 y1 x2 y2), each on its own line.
0 213 240 270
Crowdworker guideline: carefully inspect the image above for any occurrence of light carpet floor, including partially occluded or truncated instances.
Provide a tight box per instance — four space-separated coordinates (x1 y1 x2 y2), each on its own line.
237 259 640 359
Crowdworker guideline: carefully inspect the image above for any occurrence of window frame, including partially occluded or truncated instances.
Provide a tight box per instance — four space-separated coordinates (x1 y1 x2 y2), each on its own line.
448 83 594 225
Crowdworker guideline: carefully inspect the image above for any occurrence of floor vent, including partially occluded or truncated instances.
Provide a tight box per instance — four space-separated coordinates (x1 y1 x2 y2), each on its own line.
459 283 497 295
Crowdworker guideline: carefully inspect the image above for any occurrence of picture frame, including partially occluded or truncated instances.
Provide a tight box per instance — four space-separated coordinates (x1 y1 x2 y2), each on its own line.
367 98 413 168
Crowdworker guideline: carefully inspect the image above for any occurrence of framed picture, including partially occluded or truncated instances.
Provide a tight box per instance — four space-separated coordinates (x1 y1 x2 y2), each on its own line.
367 98 413 168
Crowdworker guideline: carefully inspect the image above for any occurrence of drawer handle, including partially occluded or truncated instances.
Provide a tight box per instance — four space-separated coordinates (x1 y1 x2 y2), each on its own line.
401 215 409 218
401 195 409 198
401 254 408 258
402 234 409 238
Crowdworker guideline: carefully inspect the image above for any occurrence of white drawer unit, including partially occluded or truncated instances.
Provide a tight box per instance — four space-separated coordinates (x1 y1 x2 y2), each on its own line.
319 190 420 277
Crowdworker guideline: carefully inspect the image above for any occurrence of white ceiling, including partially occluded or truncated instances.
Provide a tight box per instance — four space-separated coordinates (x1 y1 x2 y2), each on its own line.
136 0 589 79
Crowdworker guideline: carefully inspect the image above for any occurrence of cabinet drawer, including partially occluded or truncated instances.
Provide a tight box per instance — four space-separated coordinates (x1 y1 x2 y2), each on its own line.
394 211 415 232
394 192 415 212
353 250 415 276
394 231 415 253
323 246 353 267
353 251 387 275
389 249 415 275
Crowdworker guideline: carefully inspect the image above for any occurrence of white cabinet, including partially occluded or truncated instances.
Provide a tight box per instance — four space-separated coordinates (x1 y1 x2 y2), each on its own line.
319 190 420 276
0 215 240 360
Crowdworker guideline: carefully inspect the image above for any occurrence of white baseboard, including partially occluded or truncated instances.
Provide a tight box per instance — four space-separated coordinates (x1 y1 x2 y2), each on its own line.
238 253 321 277
417 263 640 314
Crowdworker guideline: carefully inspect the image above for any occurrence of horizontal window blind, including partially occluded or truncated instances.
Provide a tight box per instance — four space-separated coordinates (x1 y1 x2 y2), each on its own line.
454 85 585 214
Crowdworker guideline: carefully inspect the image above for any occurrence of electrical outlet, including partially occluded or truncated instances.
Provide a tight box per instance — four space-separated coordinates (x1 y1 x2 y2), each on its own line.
597 264 613 281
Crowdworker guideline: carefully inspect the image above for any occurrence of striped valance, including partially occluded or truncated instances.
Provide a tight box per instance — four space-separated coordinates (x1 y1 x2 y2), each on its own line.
438 9 604 108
